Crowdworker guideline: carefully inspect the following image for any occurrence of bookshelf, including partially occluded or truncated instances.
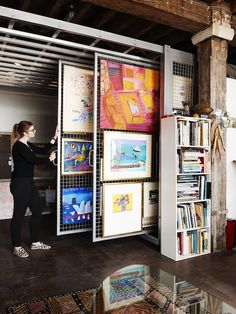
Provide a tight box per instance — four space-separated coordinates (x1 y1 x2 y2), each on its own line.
159 269 208 313
161 116 211 261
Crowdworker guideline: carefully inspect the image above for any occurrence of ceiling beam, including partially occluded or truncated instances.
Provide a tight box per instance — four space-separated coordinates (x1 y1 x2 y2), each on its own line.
20 0 31 11
81 0 211 33
47 0 65 17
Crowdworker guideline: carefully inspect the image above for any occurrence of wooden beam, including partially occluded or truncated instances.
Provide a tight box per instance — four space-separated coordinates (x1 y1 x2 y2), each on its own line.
231 1 236 14
81 0 210 33
47 0 65 17
197 38 228 251
90 10 116 29
20 0 31 11
71 3 93 23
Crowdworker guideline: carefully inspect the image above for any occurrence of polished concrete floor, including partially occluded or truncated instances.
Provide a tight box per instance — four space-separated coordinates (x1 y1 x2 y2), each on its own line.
1 214 236 313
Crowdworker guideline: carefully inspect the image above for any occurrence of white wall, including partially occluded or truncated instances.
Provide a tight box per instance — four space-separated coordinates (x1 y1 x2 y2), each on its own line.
0 90 57 142
226 78 236 219
0 89 58 220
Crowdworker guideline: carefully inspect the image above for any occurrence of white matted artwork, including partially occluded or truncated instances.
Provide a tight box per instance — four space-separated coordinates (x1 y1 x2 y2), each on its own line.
103 131 152 180
63 64 94 133
103 182 142 237
172 75 192 109
143 182 158 227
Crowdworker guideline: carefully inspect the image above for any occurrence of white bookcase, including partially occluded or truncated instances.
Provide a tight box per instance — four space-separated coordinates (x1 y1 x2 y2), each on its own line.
159 269 208 313
161 116 211 261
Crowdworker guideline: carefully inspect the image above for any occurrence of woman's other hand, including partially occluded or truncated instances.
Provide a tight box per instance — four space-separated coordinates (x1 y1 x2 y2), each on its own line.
49 151 56 162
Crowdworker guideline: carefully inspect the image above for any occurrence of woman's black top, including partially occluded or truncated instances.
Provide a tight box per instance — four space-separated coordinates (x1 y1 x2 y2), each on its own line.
11 141 53 179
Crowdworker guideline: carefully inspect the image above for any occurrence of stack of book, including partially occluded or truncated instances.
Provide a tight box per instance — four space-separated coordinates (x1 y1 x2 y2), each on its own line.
177 175 207 201
178 150 205 173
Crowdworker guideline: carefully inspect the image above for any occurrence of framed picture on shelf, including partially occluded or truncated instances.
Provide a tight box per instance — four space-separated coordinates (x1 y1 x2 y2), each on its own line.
62 139 93 175
99 58 159 132
103 131 152 180
103 182 142 237
62 187 92 224
143 182 158 227
63 64 94 133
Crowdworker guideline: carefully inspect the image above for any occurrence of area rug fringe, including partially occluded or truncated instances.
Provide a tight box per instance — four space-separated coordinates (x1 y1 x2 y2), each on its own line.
6 287 96 314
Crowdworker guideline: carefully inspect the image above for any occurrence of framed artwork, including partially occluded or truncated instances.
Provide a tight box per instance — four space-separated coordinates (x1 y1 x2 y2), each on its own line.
103 131 152 180
63 64 94 133
62 187 92 224
103 182 142 237
143 182 158 227
99 59 159 132
62 139 93 175
102 265 150 311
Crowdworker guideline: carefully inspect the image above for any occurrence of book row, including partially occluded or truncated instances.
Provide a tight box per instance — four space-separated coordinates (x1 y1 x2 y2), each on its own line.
177 229 209 256
177 202 210 230
177 119 209 147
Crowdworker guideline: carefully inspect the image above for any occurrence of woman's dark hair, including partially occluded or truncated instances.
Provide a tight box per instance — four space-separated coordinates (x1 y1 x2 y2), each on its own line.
11 120 33 144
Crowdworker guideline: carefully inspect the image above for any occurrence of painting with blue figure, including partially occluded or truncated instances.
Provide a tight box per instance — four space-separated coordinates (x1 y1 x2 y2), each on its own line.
110 139 147 172
62 187 92 224
62 139 93 175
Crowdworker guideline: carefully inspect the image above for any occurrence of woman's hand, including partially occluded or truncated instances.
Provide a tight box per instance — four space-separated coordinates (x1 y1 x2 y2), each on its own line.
54 126 59 140
49 151 57 162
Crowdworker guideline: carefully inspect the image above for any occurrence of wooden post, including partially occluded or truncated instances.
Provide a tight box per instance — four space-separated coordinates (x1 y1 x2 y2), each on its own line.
197 37 228 251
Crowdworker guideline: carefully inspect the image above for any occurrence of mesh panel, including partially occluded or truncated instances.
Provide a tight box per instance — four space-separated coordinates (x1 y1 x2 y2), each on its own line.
172 61 194 111
58 62 93 234
93 55 159 241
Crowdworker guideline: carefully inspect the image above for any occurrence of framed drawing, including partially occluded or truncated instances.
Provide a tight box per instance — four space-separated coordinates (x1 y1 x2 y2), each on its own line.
100 59 159 132
103 131 152 180
103 182 142 237
62 187 92 224
62 139 93 175
143 182 158 227
63 64 93 133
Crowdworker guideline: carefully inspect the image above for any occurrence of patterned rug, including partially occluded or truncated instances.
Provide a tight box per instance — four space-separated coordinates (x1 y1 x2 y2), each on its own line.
6 288 95 314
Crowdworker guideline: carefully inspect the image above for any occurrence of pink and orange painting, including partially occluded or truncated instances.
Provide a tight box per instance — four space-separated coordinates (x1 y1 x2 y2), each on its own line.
100 59 159 132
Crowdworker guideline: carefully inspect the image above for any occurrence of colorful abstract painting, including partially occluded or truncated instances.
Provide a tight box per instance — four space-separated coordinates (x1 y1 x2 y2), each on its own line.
112 193 132 213
62 187 92 224
63 65 93 133
62 139 93 175
103 131 152 180
100 59 159 131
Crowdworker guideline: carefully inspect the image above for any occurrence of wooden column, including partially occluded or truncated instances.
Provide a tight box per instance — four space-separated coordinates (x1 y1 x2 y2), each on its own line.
197 38 228 251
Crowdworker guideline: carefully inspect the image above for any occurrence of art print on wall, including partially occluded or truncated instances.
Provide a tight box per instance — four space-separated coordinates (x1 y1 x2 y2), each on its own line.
100 59 159 132
103 182 142 237
62 139 93 175
143 182 158 227
103 131 152 180
63 64 94 133
62 187 92 224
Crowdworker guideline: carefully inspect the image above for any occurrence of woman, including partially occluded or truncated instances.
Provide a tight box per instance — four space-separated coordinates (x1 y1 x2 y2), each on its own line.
10 120 58 258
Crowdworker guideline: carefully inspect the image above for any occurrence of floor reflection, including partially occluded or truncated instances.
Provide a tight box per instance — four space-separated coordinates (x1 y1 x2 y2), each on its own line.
92 264 236 313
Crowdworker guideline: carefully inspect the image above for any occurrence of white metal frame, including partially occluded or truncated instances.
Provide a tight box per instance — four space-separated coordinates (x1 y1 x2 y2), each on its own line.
0 5 195 245
57 60 93 235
